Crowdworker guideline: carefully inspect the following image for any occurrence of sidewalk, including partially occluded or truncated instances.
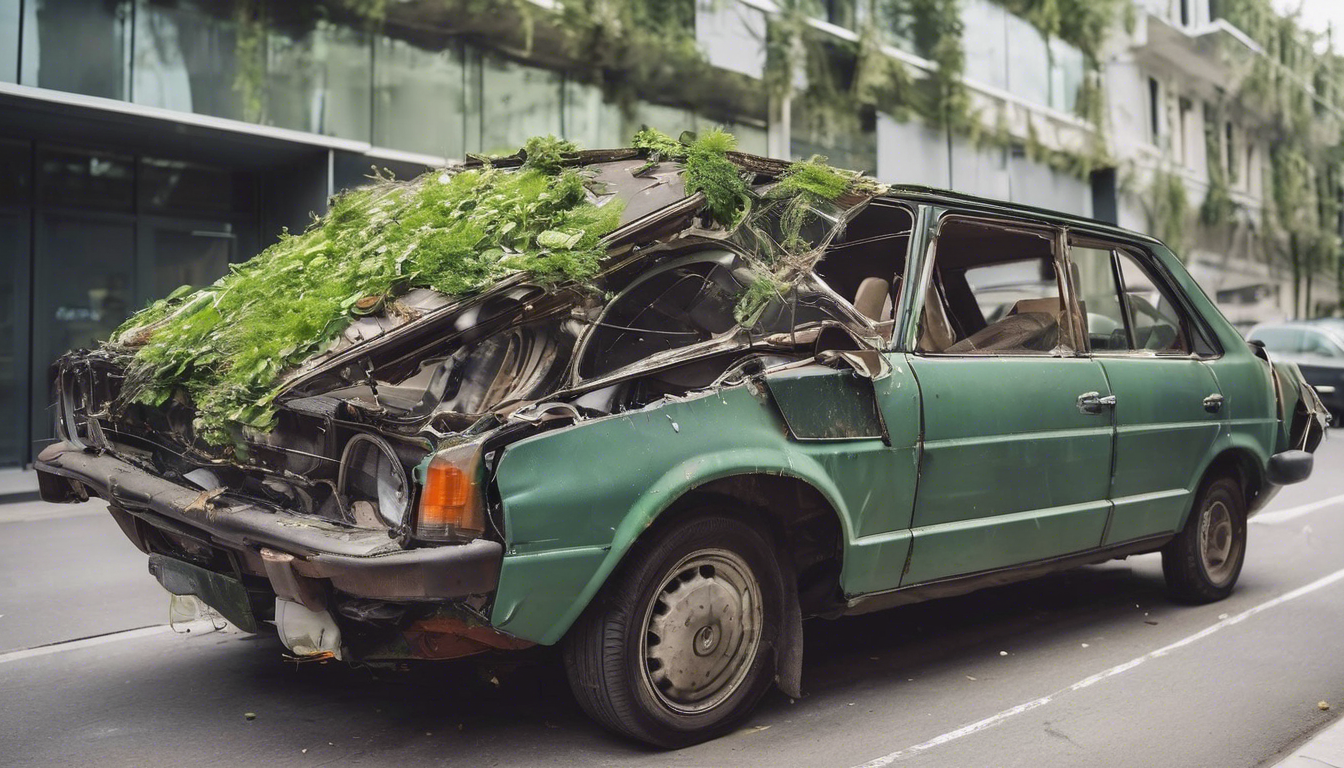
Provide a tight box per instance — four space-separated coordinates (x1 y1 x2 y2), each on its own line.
1278 713 1344 767
0 466 41 505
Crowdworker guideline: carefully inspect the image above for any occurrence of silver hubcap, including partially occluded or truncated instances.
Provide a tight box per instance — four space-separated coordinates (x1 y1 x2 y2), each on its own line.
639 549 762 715
1199 500 1238 585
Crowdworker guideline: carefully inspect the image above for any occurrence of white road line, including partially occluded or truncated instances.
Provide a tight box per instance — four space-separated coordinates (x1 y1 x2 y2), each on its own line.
1251 492 1344 526
851 565 1344 767
0 622 220 665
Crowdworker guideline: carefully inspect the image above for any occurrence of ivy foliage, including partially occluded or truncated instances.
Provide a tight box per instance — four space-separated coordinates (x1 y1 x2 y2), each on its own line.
112 136 623 446
1212 0 1344 314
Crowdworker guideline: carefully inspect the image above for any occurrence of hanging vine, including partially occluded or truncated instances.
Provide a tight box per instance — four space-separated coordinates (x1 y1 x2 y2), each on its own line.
1214 0 1344 315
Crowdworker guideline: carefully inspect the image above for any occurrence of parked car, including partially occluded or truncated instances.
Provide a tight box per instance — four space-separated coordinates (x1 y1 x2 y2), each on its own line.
36 146 1327 748
1247 321 1344 418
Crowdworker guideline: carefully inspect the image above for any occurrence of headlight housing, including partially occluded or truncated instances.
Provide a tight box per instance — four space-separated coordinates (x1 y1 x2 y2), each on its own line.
414 438 486 543
338 434 411 529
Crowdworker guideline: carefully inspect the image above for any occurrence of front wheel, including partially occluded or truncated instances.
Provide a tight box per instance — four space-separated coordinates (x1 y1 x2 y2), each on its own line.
563 513 784 748
1162 476 1247 603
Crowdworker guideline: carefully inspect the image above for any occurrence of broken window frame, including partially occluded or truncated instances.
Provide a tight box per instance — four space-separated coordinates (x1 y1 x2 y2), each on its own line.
904 210 1086 358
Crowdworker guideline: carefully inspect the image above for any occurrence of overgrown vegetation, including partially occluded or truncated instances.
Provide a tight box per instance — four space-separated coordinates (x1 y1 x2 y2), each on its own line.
112 129 881 446
113 136 622 446
1204 0 1344 316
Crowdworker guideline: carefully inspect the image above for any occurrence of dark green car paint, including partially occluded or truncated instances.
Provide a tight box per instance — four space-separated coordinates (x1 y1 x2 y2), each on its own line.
901 356 1115 585
486 193 1321 647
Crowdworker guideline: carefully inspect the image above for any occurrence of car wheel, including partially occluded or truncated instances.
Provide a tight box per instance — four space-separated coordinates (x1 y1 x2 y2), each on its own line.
1161 476 1247 603
563 513 784 748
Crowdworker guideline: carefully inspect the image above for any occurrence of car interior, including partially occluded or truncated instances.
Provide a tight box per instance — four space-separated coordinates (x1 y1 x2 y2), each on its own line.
918 218 1069 354
812 200 913 331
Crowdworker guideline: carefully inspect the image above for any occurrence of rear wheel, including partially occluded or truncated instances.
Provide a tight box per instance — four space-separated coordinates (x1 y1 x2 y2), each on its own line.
563 513 784 748
1162 476 1246 603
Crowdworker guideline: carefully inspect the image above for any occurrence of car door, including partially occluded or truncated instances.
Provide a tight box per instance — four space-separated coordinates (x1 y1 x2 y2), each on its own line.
1070 237 1225 544
900 215 1115 586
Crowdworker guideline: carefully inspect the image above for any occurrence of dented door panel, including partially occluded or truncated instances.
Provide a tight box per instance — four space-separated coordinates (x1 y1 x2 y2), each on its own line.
491 359 921 645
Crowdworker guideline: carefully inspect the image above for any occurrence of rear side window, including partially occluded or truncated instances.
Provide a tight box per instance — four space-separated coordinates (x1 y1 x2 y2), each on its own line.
1068 237 1205 355
1115 250 1188 353
1249 327 1304 353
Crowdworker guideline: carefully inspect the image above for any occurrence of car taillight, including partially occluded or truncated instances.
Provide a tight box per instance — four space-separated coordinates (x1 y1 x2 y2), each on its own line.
416 444 485 542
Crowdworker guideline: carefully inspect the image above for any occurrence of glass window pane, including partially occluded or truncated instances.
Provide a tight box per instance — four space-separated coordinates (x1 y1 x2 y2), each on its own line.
133 0 244 120
562 78 624 149
623 101 696 144
1070 244 1131 351
31 214 136 445
0 138 30 205
961 0 1007 91
22 0 132 99
791 102 876 173
1 0 19 83
1005 11 1050 106
373 34 463 158
36 146 134 212
480 54 562 155
1116 249 1188 353
0 211 29 465
139 157 255 216
1050 39 1085 114
265 17 371 140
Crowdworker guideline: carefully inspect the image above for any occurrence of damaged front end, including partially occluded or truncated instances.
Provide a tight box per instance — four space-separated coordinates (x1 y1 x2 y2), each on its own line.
38 145 888 664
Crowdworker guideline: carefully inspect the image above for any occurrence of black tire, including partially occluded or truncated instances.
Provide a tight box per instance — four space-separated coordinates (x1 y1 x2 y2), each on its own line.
563 512 784 748
1162 476 1247 603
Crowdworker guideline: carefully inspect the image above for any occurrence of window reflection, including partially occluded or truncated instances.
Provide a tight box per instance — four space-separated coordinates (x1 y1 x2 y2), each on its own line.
21 0 133 99
139 157 255 216
265 14 371 140
563 79 625 150
478 53 562 155
1005 12 1050 107
374 35 464 158
37 146 134 212
134 0 244 119
0 0 18 83
961 0 1007 91
791 102 876 173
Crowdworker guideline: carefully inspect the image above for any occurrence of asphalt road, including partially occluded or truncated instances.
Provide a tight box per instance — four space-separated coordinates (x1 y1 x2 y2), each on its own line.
4 440 1344 767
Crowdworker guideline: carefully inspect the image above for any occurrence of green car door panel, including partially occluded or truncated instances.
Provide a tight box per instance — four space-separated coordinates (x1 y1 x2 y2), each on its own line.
1098 358 1225 544
901 355 1115 586
489 360 921 645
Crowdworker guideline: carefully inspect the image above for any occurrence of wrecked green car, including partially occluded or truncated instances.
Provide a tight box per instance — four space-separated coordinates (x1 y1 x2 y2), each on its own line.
36 134 1328 747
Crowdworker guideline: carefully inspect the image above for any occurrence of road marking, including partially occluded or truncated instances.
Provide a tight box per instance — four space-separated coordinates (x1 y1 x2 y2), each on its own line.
0 621 218 664
1251 492 1344 526
851 565 1344 767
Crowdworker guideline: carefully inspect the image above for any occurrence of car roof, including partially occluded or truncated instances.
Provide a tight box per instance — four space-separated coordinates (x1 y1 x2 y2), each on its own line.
489 148 1169 250
881 185 1163 246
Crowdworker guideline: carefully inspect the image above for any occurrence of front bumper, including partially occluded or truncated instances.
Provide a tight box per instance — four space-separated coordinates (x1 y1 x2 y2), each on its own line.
35 442 503 604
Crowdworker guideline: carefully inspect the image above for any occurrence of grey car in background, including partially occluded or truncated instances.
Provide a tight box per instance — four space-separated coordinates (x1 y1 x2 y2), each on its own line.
1247 321 1344 418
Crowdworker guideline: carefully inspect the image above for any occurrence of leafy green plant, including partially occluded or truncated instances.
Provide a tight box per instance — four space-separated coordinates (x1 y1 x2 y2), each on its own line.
113 140 622 446
683 129 751 226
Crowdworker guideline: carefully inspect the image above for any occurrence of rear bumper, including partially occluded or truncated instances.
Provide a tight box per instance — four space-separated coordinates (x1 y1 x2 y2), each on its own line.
34 442 502 603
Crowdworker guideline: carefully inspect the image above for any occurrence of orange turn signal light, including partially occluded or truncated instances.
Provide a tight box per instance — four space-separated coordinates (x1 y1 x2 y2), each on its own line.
417 450 484 541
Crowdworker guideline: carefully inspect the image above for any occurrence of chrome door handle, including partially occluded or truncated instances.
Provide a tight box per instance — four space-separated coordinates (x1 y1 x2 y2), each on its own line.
1077 391 1118 415
1203 393 1225 413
